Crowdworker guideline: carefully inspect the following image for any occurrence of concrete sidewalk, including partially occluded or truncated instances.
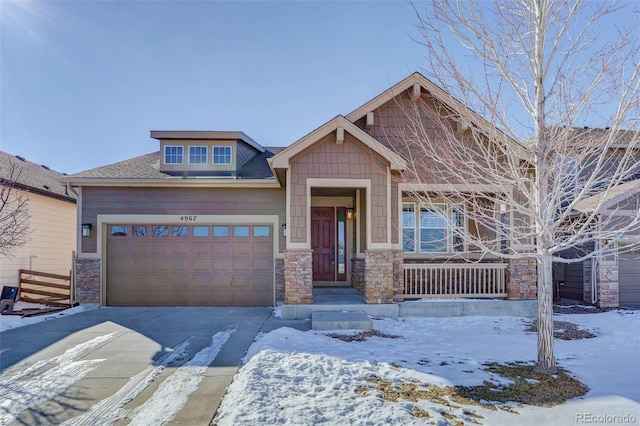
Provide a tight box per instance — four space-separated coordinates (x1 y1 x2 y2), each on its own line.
0 307 310 425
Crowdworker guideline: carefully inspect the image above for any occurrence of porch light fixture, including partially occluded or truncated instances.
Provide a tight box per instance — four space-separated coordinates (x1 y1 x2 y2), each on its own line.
346 208 354 220
82 223 92 237
281 223 287 237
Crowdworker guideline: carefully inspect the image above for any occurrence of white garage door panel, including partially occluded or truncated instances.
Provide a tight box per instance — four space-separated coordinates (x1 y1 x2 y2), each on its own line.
106 224 273 307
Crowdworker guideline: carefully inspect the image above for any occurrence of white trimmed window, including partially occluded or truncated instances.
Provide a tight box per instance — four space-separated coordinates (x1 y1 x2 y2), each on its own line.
188 146 208 164
164 145 183 164
212 146 232 165
419 204 448 253
402 202 467 253
402 203 416 253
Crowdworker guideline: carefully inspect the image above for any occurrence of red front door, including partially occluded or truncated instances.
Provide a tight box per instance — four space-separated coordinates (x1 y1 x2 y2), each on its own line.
311 207 335 281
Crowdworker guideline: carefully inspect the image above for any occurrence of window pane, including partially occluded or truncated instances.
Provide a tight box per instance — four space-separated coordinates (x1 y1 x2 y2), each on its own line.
164 146 183 164
420 207 446 228
189 146 207 164
213 226 229 237
193 226 209 237
420 229 447 252
110 225 127 236
212 146 232 165
172 226 188 237
403 229 415 253
233 226 250 237
402 204 415 227
152 225 168 237
132 226 147 237
253 226 270 237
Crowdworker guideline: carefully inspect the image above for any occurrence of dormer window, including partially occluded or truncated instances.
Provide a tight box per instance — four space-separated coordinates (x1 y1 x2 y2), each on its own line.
212 146 232 165
164 146 183 164
188 146 208 164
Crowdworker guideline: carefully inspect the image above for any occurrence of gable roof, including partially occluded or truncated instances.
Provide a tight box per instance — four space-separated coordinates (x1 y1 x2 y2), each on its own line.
573 179 640 214
0 151 76 203
269 115 406 171
345 72 528 161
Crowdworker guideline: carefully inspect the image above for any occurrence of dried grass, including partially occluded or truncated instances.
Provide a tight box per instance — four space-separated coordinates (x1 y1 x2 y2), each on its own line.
325 329 401 342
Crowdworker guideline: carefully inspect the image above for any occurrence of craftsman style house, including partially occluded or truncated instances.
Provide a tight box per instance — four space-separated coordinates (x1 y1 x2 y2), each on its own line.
65 73 538 308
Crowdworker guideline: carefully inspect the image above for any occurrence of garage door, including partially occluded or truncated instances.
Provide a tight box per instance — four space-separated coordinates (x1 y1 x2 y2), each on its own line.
106 224 273 306
619 246 640 306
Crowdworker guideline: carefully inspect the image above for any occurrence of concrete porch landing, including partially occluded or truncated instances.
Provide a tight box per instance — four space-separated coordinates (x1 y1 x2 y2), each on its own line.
278 288 537 320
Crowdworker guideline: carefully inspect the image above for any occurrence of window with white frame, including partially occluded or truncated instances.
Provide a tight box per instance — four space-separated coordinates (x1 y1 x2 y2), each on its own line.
419 204 448 253
212 146 232 165
402 203 416 252
164 146 183 164
188 146 207 164
402 202 467 253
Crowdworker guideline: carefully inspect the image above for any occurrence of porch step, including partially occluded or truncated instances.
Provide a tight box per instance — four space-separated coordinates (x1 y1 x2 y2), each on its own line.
311 311 373 331
313 287 358 295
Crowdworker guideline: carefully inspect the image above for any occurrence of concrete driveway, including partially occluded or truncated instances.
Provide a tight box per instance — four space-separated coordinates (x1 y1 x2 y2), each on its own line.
0 307 308 425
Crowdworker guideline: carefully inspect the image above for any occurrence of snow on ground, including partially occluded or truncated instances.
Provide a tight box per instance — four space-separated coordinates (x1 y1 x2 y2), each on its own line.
215 310 640 425
0 301 88 333
0 333 114 424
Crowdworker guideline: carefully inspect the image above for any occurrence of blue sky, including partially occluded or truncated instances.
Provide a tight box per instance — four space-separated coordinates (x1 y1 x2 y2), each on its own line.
1 1 427 174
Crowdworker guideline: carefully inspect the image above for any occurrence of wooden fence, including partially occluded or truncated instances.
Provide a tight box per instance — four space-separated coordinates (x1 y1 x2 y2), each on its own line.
18 269 72 307
403 263 507 298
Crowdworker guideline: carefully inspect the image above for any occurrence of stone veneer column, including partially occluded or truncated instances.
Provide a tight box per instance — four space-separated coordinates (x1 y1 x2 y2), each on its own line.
75 258 101 304
364 250 394 304
284 250 313 304
506 258 537 300
274 258 285 304
351 258 365 294
595 261 619 308
392 251 404 302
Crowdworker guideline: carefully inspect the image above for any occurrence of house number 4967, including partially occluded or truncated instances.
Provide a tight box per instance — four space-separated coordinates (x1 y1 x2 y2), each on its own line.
180 215 197 222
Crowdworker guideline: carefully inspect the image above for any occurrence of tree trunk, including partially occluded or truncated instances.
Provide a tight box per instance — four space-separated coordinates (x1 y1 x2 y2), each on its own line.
535 254 556 373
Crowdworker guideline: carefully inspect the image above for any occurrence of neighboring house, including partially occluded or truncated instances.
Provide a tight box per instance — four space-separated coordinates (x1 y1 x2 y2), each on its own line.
560 179 640 307
554 128 640 308
0 151 77 295
63 73 538 307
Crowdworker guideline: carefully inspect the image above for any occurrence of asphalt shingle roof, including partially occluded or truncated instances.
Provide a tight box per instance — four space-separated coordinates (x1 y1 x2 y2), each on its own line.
69 148 286 180
0 151 76 201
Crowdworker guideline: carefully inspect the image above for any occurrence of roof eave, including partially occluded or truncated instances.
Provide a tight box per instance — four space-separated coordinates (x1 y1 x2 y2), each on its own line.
61 177 282 188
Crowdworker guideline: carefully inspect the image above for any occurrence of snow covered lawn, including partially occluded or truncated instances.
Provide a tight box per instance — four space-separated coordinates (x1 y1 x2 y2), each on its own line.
214 309 640 425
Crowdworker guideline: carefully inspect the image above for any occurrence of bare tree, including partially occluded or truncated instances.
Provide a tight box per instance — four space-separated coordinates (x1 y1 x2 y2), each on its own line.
392 0 640 373
0 160 31 257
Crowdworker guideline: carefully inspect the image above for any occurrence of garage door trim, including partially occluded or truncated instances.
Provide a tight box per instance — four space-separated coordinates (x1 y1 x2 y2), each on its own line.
97 214 281 306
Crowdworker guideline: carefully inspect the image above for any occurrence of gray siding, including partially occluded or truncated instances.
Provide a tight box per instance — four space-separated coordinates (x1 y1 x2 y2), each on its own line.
81 186 285 253
556 242 594 301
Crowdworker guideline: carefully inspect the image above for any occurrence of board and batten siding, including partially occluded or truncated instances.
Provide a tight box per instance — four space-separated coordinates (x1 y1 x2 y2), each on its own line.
0 191 76 289
80 186 286 254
